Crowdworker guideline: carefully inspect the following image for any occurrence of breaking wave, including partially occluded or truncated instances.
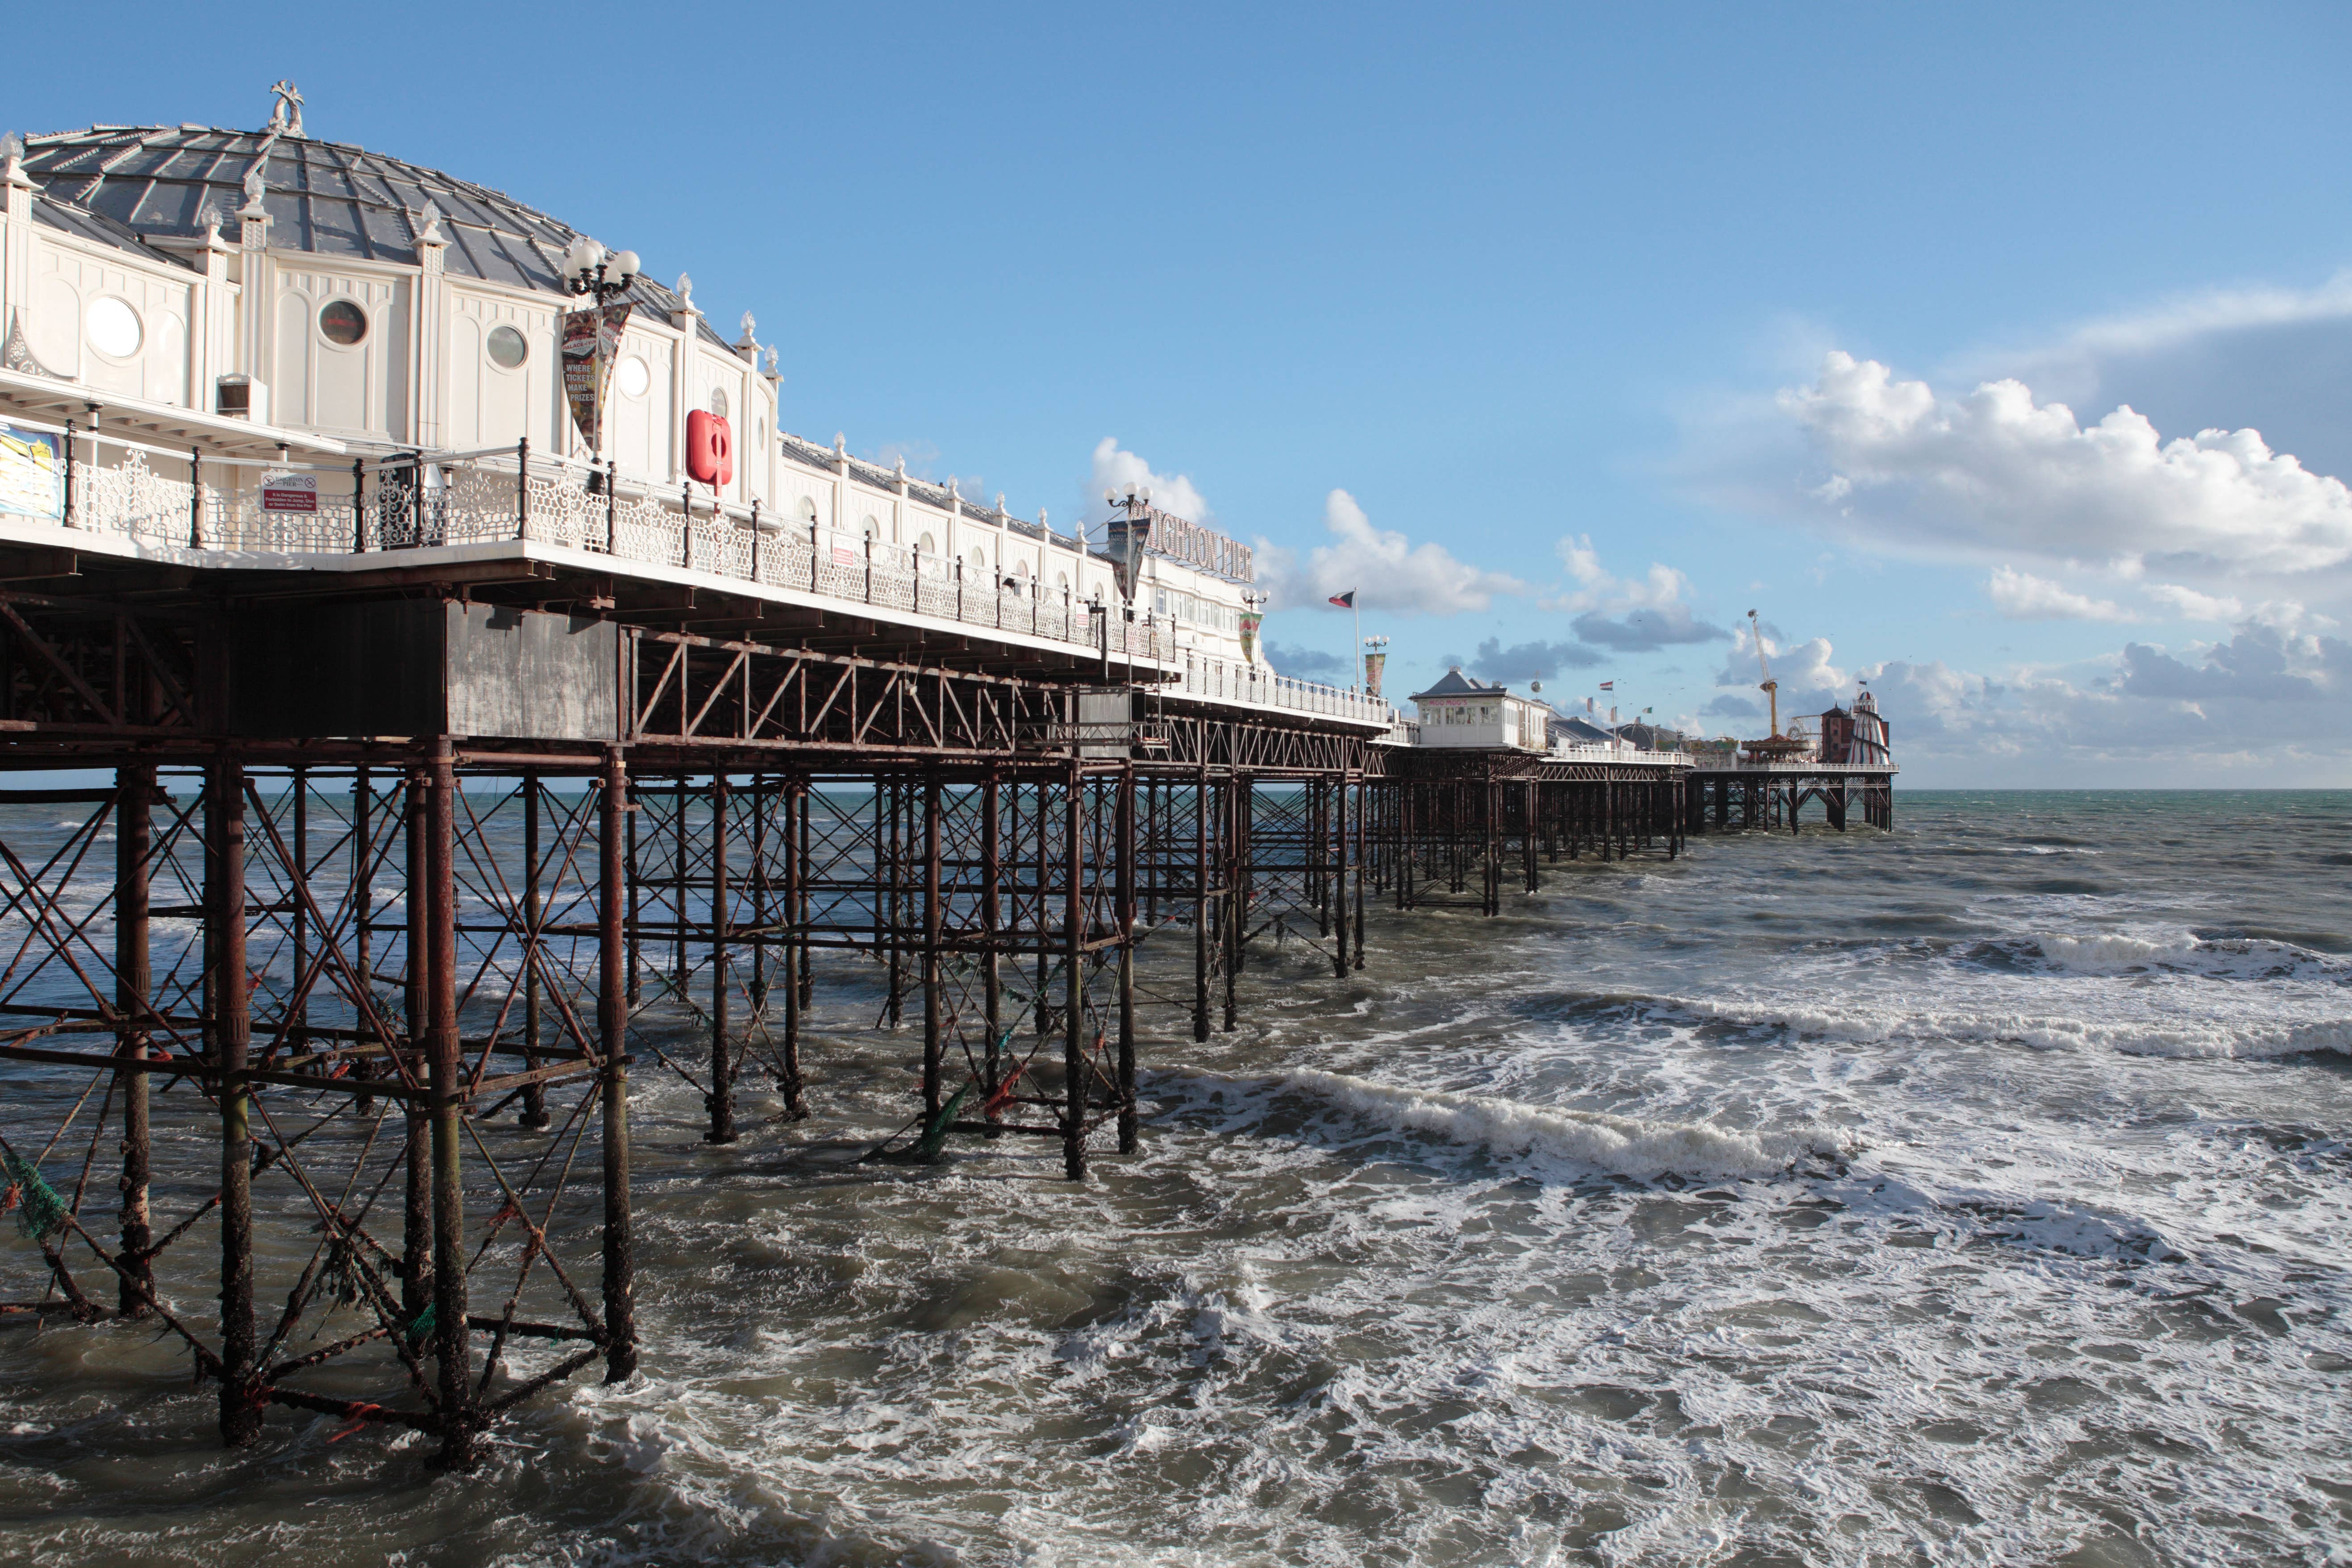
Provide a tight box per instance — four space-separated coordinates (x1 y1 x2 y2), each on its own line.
1265 1066 1852 1180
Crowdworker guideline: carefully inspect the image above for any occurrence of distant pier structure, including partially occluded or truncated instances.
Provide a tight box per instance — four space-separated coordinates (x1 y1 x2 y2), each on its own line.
0 102 1891 1468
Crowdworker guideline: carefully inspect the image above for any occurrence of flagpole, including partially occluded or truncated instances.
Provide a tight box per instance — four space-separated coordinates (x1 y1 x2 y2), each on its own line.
1352 599 1362 693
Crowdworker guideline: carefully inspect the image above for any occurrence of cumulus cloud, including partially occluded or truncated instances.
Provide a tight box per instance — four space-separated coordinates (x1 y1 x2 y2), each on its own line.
1986 566 2131 623
2118 623 2352 706
1572 604 1732 650
1086 438 1211 528
1548 536 1732 650
1261 639 1346 681
2144 583 2246 623
1701 694 1761 719
1716 620 1846 699
1782 351 2352 578
1467 637 1601 683
1256 490 1523 614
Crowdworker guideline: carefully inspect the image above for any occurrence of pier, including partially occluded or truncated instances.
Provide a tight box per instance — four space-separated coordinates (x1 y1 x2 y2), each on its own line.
0 112 1893 1472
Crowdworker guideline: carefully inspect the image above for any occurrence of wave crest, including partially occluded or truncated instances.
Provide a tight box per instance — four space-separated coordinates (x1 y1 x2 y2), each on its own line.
1271 1067 1851 1181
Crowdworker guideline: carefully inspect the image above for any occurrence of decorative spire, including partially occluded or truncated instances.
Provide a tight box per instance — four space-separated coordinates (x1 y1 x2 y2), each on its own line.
674 272 694 309
0 131 24 167
266 79 304 136
762 345 779 376
239 157 268 216
415 199 446 245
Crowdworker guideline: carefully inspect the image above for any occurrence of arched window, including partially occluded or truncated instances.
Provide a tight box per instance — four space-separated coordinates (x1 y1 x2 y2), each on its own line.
796 495 819 524
862 516 880 542
917 532 936 556
710 386 730 418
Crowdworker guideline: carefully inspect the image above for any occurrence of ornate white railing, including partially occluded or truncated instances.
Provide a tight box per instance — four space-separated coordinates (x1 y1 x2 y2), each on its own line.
50 447 1399 729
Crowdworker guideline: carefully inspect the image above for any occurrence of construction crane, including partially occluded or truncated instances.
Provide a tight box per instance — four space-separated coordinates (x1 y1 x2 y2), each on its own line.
1747 608 1779 736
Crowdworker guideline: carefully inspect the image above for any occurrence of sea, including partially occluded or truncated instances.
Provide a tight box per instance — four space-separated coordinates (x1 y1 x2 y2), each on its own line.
2 789 2348 1567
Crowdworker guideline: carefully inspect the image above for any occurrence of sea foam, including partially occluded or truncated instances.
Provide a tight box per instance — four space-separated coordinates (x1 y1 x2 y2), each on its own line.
1268 1067 1851 1181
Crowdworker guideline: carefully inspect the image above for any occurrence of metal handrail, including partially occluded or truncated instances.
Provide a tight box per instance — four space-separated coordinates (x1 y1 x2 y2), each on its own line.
49 443 1401 730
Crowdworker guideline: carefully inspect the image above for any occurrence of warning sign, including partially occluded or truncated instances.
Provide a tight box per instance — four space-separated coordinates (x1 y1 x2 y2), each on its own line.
261 473 319 513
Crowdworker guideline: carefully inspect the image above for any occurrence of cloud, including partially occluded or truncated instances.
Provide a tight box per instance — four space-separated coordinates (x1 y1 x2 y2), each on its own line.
2144 583 2246 623
1262 639 1346 681
1701 694 1760 719
2117 623 2352 706
1546 536 1732 649
1086 439 1211 527
1257 490 1523 615
1780 351 2352 579
1467 637 1601 683
1571 604 1733 650
1986 566 2131 623
1716 620 1845 698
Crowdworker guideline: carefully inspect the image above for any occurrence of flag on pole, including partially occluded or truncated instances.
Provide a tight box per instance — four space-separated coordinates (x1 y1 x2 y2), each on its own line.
1328 590 1356 609
1598 680 1614 690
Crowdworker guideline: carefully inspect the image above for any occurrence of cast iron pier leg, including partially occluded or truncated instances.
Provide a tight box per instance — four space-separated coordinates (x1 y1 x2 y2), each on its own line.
599 748 638 1381
116 765 153 1319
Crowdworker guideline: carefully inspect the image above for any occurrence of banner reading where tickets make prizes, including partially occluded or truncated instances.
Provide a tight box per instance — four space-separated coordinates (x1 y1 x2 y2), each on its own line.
0 422 63 522
560 304 632 449
1238 610 1261 664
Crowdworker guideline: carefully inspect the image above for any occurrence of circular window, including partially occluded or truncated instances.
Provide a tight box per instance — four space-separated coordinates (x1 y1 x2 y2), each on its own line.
709 386 729 418
617 355 650 398
318 299 368 346
86 297 142 359
486 324 529 369
917 532 936 555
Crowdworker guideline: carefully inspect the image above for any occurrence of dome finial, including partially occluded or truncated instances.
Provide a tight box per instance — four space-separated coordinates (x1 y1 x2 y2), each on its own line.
266 79 304 136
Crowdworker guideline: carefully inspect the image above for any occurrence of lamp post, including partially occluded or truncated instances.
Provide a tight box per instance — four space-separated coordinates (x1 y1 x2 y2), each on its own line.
558 238 640 493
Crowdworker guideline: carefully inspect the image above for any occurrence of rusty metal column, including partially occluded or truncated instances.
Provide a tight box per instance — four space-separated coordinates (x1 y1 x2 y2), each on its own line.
520 770 549 1129
921 772 944 1120
1232 771 1251 1029
291 765 309 1043
707 773 735 1144
115 765 153 1319
1116 765 1138 1154
212 754 258 1447
1331 769 1350 980
1062 759 1087 1181
673 778 691 997
1353 770 1367 972
401 769 431 1327
598 747 638 1382
354 767 375 1116
780 777 808 1119
624 792 642 1004
425 740 476 1469
1193 761 1210 1044
981 773 1003 1124
885 779 905 1030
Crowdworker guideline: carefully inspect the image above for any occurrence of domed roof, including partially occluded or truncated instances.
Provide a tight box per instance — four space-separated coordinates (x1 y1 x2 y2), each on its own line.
22 121 716 340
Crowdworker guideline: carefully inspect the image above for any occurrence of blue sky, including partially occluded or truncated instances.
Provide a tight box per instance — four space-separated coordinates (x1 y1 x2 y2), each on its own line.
31 2 2352 785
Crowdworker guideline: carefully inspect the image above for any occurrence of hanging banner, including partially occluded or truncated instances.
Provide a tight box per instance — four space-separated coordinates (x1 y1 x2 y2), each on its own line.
1238 610 1261 664
1106 509 1153 601
260 472 319 513
0 421 63 522
560 303 633 450
1362 649 1386 697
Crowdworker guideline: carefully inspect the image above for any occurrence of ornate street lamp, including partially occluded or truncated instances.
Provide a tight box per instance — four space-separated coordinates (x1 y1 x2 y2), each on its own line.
556 238 640 493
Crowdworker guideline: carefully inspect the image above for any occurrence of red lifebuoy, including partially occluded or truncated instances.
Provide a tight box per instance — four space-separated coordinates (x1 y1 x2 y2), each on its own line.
686 410 733 487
